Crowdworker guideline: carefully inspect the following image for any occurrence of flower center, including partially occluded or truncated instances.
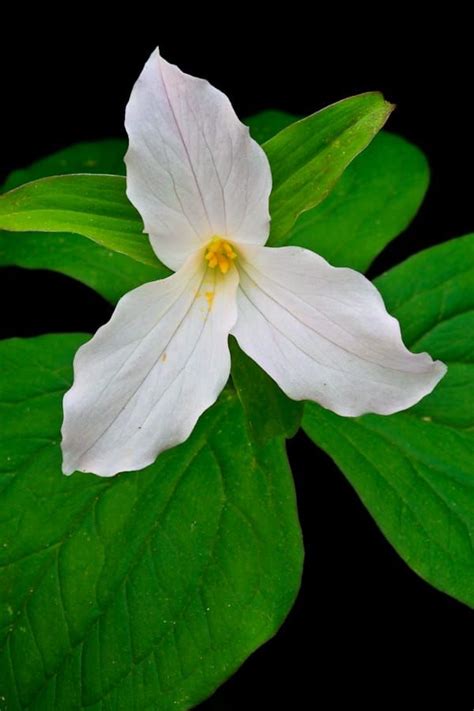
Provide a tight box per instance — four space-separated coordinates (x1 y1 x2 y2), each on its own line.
204 237 237 274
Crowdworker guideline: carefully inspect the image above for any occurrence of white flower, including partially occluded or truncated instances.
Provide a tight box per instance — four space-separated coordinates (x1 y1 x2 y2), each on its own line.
61 48 446 477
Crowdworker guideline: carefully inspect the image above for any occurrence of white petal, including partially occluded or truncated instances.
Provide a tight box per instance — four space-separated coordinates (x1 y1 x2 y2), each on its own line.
232 245 446 416
61 255 238 476
125 48 272 271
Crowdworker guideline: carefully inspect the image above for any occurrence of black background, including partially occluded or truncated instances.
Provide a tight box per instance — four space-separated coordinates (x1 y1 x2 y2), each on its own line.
2 17 473 709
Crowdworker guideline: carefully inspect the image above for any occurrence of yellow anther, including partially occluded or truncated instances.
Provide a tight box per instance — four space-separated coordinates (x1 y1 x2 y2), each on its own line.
205 253 219 268
204 237 237 274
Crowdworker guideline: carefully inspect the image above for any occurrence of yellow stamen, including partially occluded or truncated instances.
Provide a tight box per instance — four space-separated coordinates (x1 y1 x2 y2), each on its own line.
204 237 237 274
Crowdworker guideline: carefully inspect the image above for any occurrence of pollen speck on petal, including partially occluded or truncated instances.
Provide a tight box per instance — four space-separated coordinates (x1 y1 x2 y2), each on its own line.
205 291 215 309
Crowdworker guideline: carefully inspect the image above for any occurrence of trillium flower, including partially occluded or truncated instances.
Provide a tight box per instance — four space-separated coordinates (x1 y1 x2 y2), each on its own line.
61 48 446 477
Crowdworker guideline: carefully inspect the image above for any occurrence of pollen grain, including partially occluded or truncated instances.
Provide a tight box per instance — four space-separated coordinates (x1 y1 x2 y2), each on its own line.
205 291 215 308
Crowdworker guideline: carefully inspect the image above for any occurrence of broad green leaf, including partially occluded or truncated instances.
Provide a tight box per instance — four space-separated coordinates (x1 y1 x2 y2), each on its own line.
0 334 303 710
303 234 474 607
285 131 430 271
264 92 393 246
229 337 303 444
0 174 159 267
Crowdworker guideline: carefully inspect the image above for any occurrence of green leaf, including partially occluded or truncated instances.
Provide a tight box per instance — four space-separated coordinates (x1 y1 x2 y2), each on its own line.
0 232 166 305
0 174 160 267
303 234 474 607
285 131 430 271
245 110 297 144
0 334 303 710
230 337 303 444
264 92 393 246
3 139 128 190
0 139 167 304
